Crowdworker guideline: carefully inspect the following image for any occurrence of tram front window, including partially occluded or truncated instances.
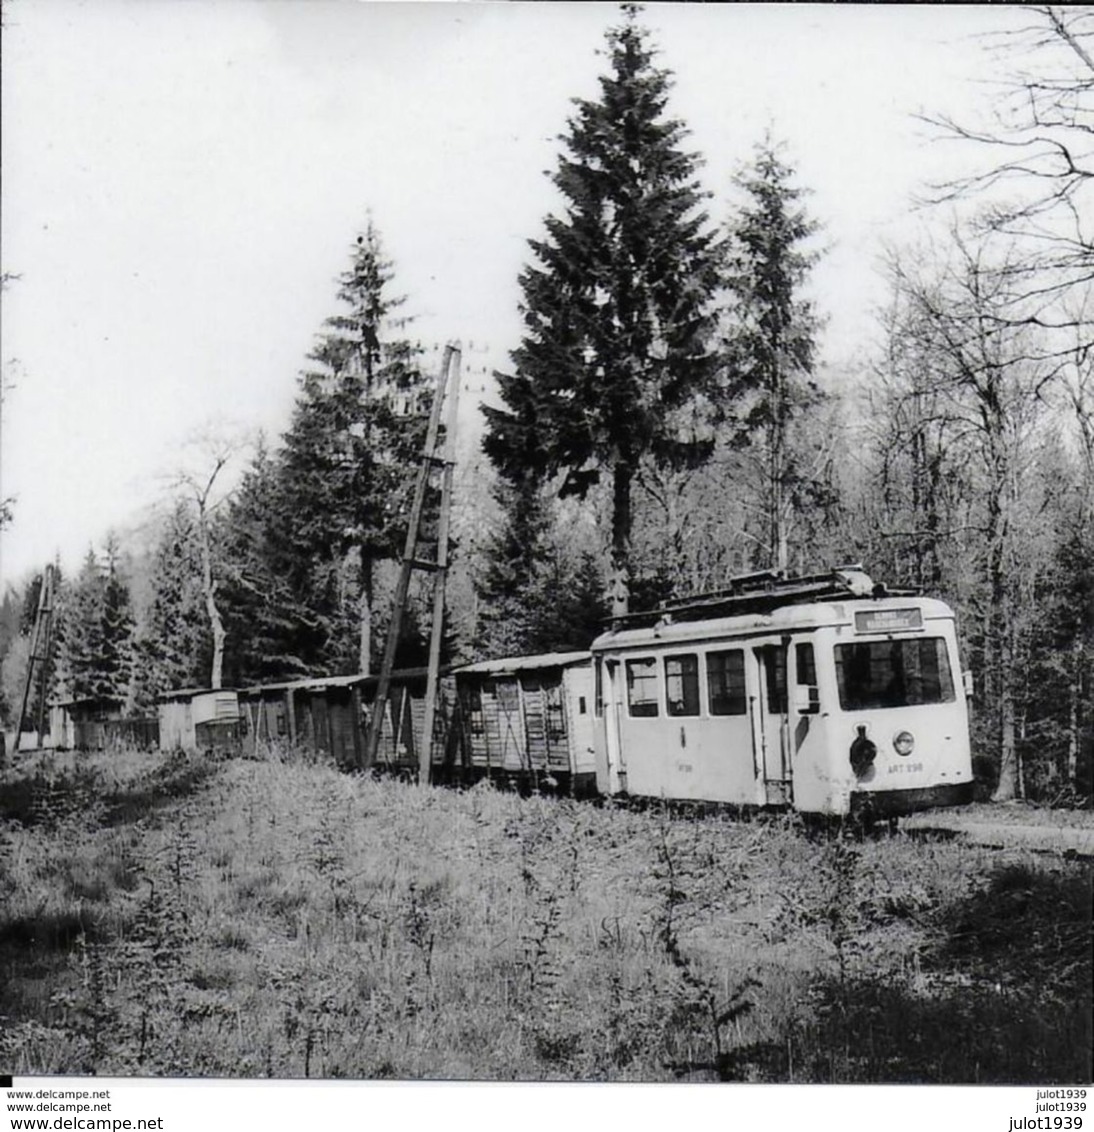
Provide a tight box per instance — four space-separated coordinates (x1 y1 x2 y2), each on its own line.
835 638 956 710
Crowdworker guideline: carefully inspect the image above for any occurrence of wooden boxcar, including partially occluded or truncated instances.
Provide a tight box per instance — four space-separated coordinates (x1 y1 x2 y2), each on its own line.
49 701 77 750
356 669 456 775
293 675 368 769
239 669 455 773
450 652 596 794
238 680 297 754
159 688 242 753
49 696 123 751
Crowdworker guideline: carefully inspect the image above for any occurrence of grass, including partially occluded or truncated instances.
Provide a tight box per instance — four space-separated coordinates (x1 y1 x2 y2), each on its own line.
0 746 1090 1082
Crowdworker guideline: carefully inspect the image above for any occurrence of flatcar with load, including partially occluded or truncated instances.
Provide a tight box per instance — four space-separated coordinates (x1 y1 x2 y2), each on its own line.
590 568 974 818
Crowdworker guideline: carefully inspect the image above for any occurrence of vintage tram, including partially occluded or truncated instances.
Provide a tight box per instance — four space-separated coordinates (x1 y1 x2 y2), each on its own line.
590 568 974 817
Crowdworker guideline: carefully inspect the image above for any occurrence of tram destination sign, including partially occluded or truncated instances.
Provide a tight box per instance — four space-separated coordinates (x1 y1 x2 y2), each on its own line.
854 608 924 634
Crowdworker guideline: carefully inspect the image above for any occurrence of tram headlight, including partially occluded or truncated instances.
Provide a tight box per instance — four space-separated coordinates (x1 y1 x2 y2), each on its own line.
893 730 915 757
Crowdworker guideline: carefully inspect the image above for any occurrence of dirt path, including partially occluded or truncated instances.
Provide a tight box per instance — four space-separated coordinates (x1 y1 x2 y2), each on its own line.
903 809 1094 856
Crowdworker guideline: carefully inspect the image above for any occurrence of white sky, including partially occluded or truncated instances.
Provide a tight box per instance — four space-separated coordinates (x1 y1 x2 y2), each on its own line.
0 0 1019 587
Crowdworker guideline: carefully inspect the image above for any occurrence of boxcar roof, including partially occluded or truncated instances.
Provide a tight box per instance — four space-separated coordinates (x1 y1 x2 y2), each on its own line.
592 596 956 652
54 695 123 709
239 668 436 696
455 650 591 676
157 687 237 702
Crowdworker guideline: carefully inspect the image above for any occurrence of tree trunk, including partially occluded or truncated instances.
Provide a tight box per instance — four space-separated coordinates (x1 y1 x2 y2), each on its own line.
990 455 1018 802
206 587 225 692
610 461 633 619
359 552 374 677
1067 634 1082 787
197 508 225 691
996 662 1018 801
925 444 944 590
767 339 791 573
769 396 788 573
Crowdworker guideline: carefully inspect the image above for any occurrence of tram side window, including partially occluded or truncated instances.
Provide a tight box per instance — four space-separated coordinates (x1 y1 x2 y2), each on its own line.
835 637 956 710
665 654 700 716
796 643 817 686
795 642 820 713
626 658 660 717
707 650 746 716
761 645 788 714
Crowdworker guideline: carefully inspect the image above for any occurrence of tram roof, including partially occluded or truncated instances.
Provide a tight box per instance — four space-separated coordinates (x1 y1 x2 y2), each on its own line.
592 594 956 652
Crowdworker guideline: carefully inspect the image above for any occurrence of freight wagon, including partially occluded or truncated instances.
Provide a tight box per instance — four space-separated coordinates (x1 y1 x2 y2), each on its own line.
449 652 596 794
158 688 242 753
238 669 455 773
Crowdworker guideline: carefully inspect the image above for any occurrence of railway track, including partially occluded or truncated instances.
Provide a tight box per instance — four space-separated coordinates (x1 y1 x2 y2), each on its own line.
903 809 1094 857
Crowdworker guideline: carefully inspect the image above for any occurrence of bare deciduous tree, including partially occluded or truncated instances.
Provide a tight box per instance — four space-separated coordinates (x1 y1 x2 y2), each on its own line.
920 7 1093 341
171 426 252 691
880 228 1062 800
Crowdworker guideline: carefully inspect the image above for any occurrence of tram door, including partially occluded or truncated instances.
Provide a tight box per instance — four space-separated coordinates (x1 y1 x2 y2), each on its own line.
752 643 792 805
598 659 627 796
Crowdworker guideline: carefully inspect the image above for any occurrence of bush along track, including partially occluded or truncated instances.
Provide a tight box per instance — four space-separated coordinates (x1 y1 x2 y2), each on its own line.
0 747 1089 1081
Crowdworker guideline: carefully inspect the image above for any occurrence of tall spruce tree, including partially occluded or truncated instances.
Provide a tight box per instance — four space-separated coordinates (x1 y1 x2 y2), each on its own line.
218 437 314 684
132 502 209 710
62 550 105 701
474 479 607 658
275 220 428 674
61 540 133 704
96 537 134 703
722 137 821 572
484 6 722 617
473 473 554 658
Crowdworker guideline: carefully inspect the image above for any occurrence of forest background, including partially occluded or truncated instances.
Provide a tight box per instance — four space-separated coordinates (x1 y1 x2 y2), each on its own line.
1 5 1090 806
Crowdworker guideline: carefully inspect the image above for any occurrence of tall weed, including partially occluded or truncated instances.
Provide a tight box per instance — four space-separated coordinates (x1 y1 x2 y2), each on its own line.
1 746 1089 1081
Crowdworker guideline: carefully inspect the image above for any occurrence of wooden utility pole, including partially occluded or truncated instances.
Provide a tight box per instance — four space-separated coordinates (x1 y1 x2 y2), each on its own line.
363 343 461 781
16 563 56 751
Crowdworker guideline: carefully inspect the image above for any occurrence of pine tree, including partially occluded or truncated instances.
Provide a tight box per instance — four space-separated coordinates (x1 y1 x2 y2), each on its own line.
63 550 106 701
132 502 209 710
95 536 134 703
218 437 313 684
721 136 822 572
473 473 555 658
474 475 608 658
534 548 608 653
275 220 428 673
60 540 134 705
484 6 722 617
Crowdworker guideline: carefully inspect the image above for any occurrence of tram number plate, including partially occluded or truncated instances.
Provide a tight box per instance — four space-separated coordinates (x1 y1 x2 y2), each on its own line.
855 608 923 633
